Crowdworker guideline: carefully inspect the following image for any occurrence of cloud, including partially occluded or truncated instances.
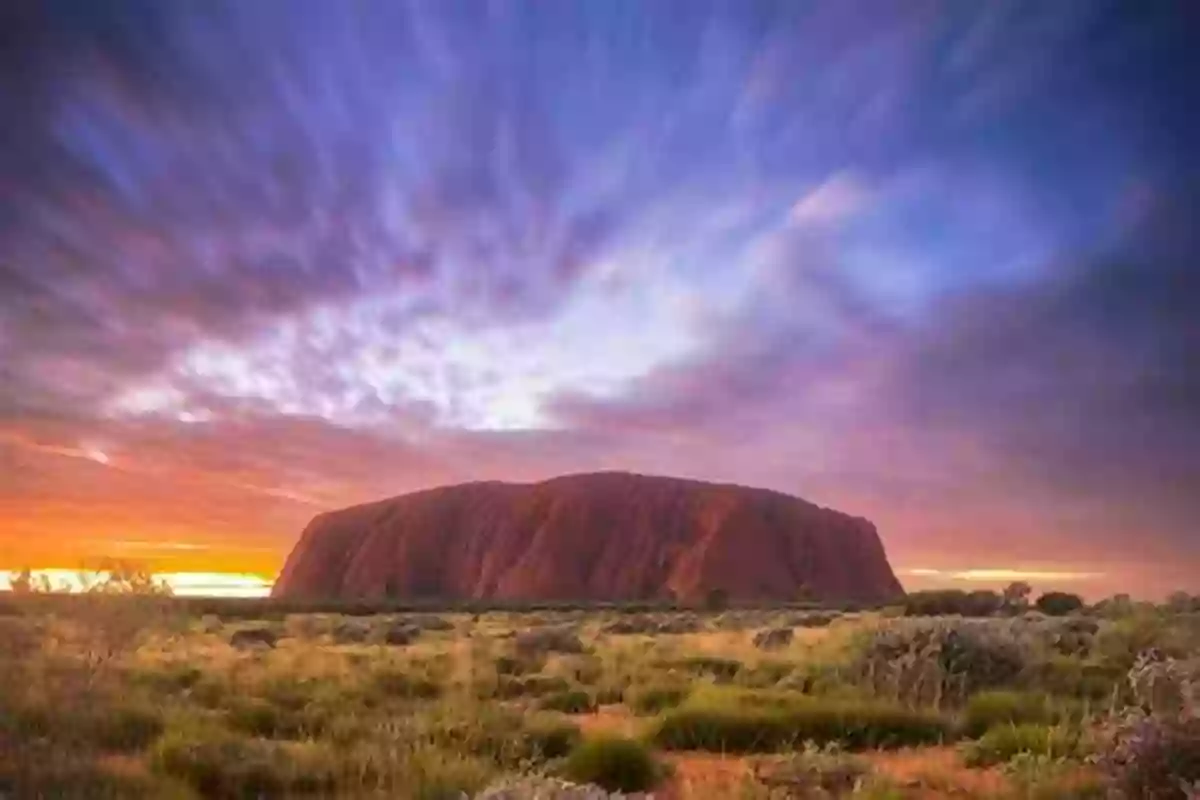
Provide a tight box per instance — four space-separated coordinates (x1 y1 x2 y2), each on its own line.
1 2 1198 599
899 569 1104 583
789 172 871 227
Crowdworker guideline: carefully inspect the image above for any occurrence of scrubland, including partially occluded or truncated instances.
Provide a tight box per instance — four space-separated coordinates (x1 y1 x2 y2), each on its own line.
1 591 1197 798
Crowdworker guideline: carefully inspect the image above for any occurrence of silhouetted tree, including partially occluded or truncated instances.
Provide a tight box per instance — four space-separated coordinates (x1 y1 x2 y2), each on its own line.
1002 581 1033 614
963 589 1004 617
8 568 33 595
1091 593 1136 618
1035 591 1085 616
7 568 52 594
1165 590 1197 614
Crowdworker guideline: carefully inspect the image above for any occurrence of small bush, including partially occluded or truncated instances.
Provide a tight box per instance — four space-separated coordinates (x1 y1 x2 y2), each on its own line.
963 690 1056 738
152 730 336 796
130 663 203 695
519 716 583 760
372 667 442 699
1036 592 1085 617
89 704 165 752
226 698 328 740
964 723 1087 767
0 699 163 753
626 685 690 715
650 697 952 753
1098 713 1200 799
189 676 229 708
537 689 596 714
494 674 572 699
493 655 530 676
1025 656 1126 702
431 710 581 765
562 736 661 792
736 660 796 688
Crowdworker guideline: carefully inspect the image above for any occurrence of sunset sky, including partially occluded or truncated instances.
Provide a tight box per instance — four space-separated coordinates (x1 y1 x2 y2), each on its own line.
2 1 1197 600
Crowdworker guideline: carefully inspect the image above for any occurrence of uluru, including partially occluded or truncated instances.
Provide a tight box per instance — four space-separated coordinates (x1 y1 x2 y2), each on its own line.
272 472 904 604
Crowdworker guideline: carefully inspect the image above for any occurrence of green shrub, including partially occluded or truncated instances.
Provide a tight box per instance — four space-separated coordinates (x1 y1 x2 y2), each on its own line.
89 704 165 752
626 685 690 715
964 723 1087 767
1025 656 1125 702
152 730 336 796
963 691 1056 738
493 654 541 676
650 697 952 753
189 676 229 708
904 589 1004 617
130 663 203 695
494 674 572 699
226 698 328 739
562 736 661 792
537 689 596 713
1036 593 1085 617
431 711 581 765
735 659 796 688
372 668 442 699
519 716 583 760
0 698 163 753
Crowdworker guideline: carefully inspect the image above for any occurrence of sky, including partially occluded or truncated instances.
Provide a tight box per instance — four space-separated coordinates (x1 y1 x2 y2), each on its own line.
1 0 1198 600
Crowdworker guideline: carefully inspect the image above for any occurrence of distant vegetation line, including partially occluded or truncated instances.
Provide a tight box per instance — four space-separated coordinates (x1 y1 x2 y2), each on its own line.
3 584 1198 621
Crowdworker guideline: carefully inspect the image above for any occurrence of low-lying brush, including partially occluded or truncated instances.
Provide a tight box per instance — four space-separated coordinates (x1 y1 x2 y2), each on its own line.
658 655 743 682
537 688 596 713
650 694 953 753
625 684 690 715
493 674 572 699
561 735 662 792
371 667 442 700
152 729 338 796
1023 656 1125 703
226 697 328 739
1 697 164 753
962 690 1059 738
735 659 796 688
429 711 582 765
963 723 1089 767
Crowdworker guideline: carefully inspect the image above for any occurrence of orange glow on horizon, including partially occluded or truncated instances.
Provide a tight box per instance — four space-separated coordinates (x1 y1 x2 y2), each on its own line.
0 569 274 598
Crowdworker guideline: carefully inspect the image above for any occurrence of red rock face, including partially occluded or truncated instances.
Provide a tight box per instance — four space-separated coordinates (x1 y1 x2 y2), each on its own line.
272 472 905 604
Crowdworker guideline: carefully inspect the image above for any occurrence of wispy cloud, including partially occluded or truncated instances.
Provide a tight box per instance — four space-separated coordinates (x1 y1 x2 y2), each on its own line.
900 568 1105 583
0 2 1197 598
